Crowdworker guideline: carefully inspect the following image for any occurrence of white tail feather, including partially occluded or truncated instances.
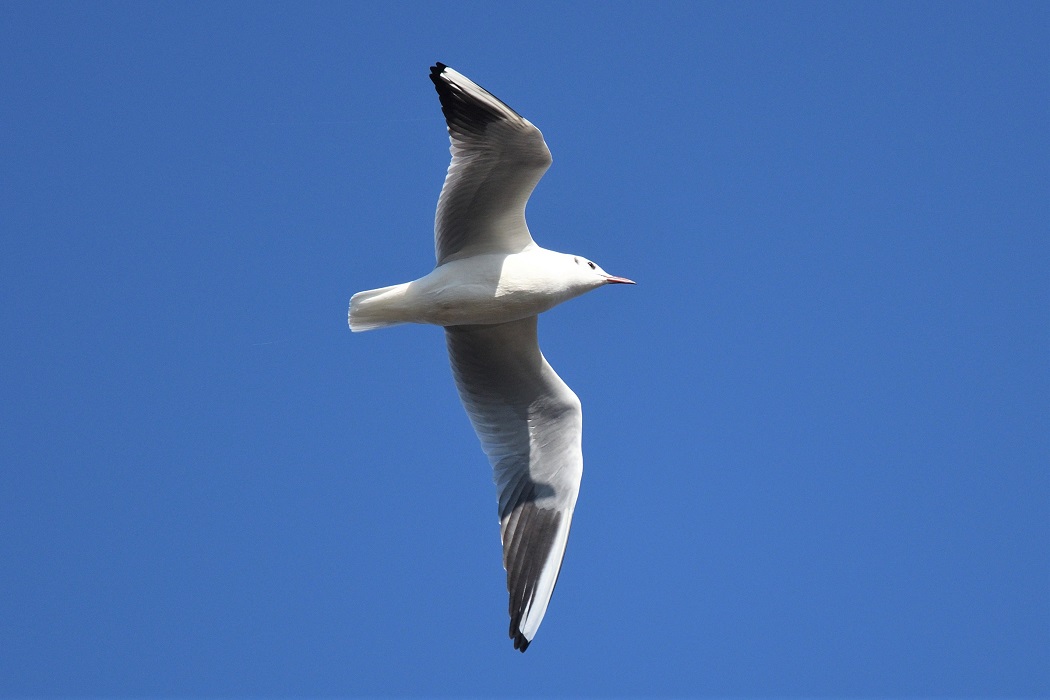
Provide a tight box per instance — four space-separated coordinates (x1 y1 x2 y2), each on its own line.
348 283 411 332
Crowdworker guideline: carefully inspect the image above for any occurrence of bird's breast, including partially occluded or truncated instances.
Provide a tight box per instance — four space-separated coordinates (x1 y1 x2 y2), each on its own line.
405 253 577 327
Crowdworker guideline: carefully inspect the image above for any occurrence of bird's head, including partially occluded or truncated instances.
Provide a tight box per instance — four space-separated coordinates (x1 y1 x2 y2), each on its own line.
566 254 635 289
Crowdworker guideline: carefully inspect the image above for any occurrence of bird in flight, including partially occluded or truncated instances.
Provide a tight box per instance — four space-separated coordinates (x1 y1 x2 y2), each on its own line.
348 63 634 651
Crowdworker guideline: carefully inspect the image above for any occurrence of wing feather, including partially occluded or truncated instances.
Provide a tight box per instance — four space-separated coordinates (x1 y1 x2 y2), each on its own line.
430 64 552 265
445 316 582 651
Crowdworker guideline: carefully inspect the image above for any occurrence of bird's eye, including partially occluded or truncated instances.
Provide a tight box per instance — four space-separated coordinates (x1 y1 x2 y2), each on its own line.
587 261 596 270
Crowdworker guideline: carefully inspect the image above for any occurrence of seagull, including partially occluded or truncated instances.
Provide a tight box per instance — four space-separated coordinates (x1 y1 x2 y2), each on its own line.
348 63 634 652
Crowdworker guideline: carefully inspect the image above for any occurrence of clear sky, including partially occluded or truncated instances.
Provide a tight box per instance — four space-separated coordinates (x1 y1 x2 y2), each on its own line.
1 1 1047 696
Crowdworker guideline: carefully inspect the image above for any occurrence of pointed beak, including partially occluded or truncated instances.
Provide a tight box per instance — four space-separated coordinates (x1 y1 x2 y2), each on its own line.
603 274 636 285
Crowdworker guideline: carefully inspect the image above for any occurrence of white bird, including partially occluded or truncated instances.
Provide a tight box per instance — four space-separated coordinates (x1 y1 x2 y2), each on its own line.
348 63 634 651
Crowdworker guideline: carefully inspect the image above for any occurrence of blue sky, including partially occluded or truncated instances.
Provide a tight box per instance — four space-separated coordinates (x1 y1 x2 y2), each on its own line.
1 1 1047 696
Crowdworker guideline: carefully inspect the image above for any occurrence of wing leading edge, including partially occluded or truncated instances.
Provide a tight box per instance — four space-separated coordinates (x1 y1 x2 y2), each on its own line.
429 64 552 265
445 316 582 651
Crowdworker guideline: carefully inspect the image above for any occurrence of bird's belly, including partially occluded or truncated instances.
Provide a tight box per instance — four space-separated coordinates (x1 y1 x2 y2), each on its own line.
412 283 559 327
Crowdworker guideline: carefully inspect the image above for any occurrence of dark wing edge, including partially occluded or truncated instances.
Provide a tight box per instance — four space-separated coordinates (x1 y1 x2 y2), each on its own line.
445 317 583 652
503 501 568 652
428 64 552 265
430 62 527 139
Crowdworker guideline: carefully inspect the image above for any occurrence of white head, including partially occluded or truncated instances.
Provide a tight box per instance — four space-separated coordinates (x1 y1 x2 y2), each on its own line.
566 254 636 289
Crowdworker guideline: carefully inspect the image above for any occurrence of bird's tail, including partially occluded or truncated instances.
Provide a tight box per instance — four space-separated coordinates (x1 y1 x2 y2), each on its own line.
348 283 411 332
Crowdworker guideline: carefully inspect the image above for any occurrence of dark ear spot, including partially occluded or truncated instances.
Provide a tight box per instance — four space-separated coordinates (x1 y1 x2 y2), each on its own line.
573 257 579 264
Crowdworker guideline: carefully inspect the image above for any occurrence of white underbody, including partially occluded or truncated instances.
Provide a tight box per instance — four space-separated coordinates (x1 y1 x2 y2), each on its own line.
349 247 598 331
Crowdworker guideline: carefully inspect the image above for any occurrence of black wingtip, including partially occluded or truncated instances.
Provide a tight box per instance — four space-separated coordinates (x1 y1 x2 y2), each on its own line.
428 61 508 136
512 630 531 652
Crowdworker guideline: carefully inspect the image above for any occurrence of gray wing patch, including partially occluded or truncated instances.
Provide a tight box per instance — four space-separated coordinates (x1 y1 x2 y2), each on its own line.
429 64 552 265
445 317 582 651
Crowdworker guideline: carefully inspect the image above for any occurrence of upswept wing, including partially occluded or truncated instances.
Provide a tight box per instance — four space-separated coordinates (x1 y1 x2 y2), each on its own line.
430 64 552 265
445 316 582 651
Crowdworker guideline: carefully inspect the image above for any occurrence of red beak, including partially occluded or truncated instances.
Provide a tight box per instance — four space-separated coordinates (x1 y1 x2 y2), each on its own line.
603 275 636 285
